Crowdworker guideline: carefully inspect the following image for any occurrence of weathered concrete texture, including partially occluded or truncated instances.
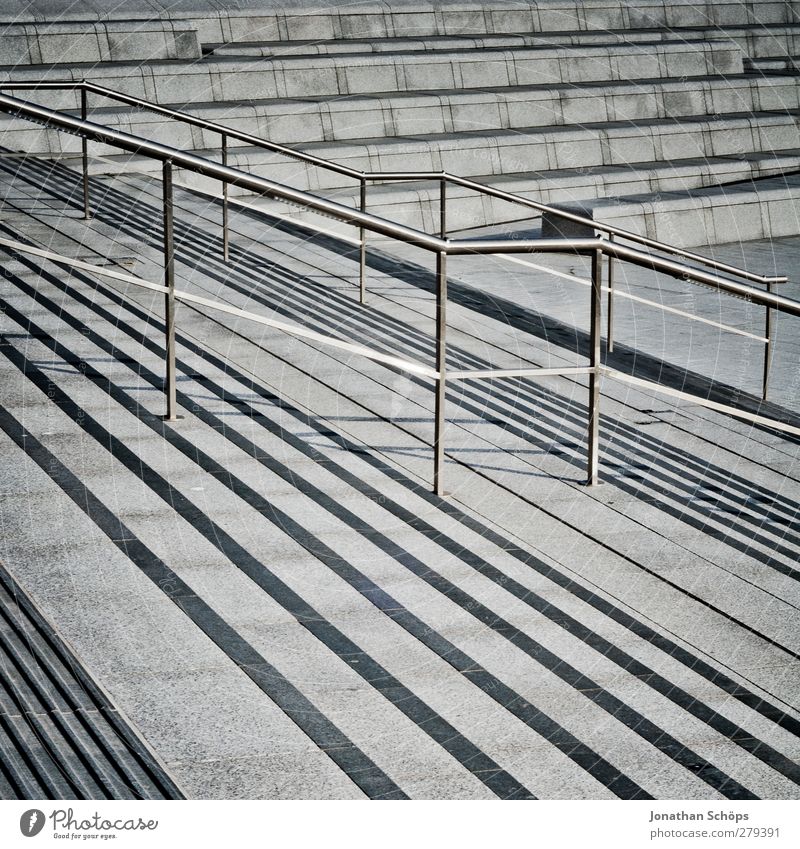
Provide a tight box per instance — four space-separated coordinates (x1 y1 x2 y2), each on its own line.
0 21 202 66
0 40 744 102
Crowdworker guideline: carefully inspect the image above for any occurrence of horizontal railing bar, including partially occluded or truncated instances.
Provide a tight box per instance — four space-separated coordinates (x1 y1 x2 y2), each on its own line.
604 289 770 342
447 237 800 317
603 368 800 436
501 254 769 341
0 232 437 378
0 80 785 286
96 158 366 248
0 234 168 292
173 290 439 377
2 91 798 323
448 366 593 380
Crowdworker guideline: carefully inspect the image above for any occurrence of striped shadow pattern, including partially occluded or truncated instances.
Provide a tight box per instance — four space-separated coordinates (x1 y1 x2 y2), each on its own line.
0 161 798 799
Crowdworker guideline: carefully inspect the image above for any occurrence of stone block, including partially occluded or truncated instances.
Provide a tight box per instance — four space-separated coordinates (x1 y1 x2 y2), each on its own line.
459 56 513 88
766 198 800 237
345 63 401 95
391 11 437 37
283 13 336 42
710 199 767 244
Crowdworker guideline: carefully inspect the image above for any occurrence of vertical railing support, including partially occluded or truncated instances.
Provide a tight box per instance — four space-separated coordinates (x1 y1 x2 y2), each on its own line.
587 247 603 485
763 281 773 401
433 250 448 495
162 159 178 422
606 234 615 352
221 133 230 262
359 177 367 304
80 86 91 220
440 176 447 239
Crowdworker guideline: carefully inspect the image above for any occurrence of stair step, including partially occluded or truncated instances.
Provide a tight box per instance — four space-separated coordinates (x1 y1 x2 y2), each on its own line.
6 74 800 158
208 23 800 61
238 149 800 234
0 20 201 67
0 39 743 111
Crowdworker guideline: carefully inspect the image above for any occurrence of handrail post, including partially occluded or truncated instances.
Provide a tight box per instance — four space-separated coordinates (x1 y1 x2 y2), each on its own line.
587 247 603 485
440 177 447 239
433 250 448 495
80 86 91 220
163 159 178 421
763 281 773 401
221 133 229 261
359 177 367 304
607 234 615 352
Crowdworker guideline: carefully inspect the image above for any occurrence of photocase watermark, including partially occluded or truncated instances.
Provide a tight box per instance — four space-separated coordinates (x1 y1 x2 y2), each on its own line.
20 810 45 838
18 807 159 840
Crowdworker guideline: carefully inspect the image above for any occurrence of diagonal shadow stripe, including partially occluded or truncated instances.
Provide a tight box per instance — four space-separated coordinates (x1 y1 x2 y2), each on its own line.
11 159 797 571
4 255 799 790
3 182 799 651
0 310 651 800
0 405 410 800
4 194 800 721
0 565 186 799
2 276 775 798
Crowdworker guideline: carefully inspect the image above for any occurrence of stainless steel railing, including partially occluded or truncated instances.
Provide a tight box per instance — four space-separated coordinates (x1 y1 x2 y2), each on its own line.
1 87 798 495
1 78 788 398
0 80 787 284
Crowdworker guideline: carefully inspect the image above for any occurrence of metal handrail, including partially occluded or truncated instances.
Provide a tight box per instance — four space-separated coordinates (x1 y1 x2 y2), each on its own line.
1 88 798 495
0 79 786 287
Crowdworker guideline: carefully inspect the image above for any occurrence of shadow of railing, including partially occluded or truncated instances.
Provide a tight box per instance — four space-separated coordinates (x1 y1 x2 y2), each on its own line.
1 153 798 580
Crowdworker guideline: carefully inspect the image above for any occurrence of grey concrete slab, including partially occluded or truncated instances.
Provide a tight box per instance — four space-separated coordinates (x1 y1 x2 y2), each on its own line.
166 752 367 800
0 21 201 67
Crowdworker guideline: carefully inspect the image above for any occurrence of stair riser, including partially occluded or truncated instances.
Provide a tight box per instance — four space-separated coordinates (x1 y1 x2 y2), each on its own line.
186 117 800 192
6 73 798 159
0 41 742 109
0 22 201 66
237 153 800 237
6 2 791 44
210 26 800 61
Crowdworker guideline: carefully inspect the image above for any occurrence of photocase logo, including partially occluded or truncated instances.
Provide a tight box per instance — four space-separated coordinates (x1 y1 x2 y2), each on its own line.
19 809 45 837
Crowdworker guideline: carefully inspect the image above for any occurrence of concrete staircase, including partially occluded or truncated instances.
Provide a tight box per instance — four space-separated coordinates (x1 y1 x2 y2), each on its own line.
1 149 799 799
1 1 799 243
1 1 800 801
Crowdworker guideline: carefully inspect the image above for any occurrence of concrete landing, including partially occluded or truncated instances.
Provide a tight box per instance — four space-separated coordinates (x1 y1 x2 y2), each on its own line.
0 158 798 799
